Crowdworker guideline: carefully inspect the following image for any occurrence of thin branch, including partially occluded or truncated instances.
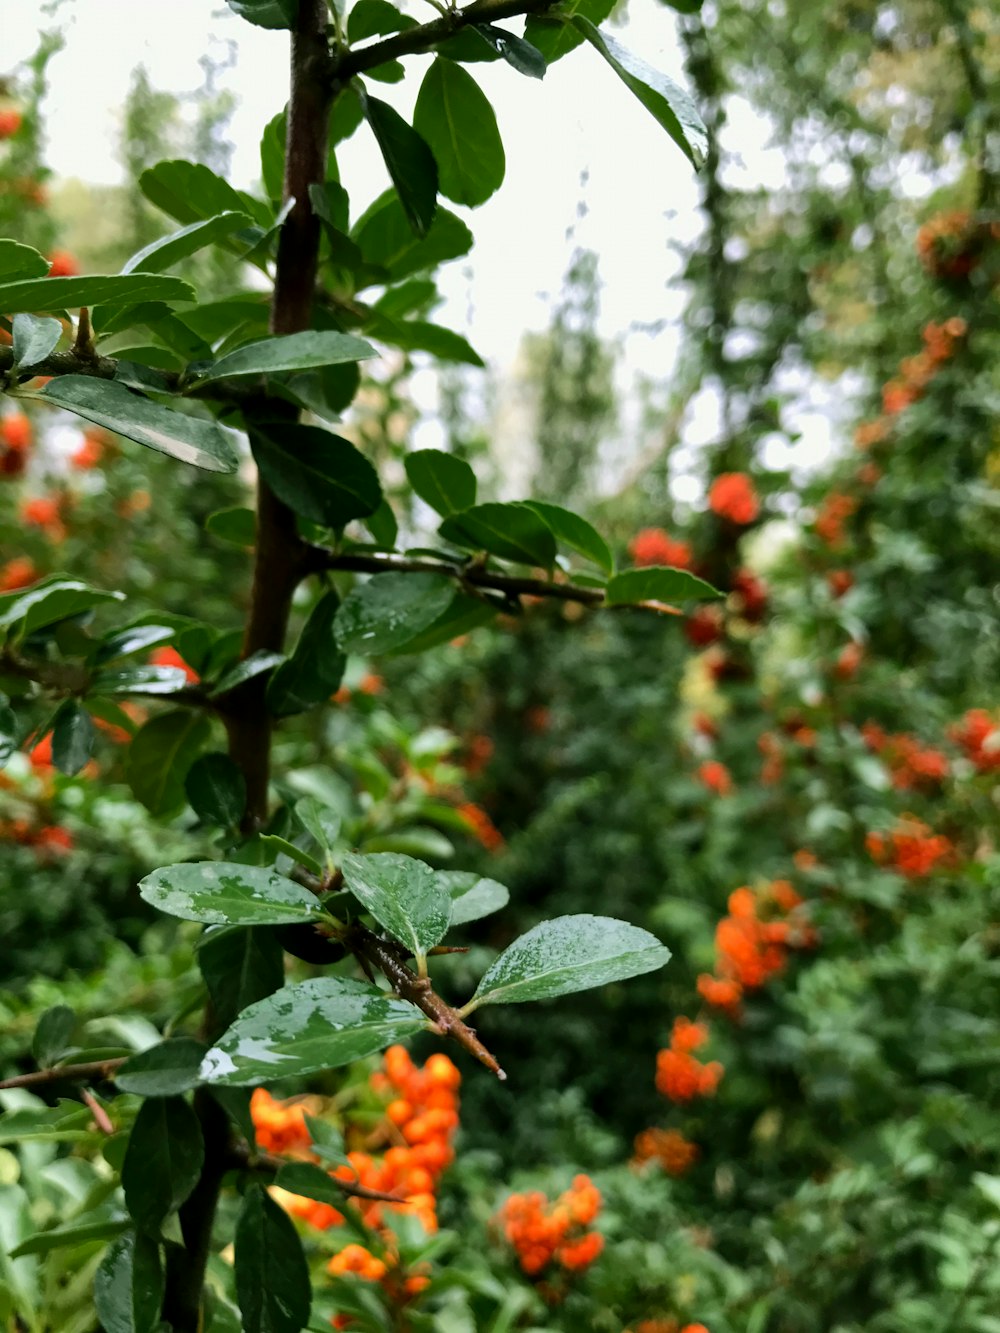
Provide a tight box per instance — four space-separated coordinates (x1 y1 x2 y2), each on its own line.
0 345 262 407
229 1145 408 1206
346 924 507 1080
0 1058 125 1090
331 0 559 81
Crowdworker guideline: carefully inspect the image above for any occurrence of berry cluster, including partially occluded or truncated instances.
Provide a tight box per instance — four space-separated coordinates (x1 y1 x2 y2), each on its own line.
654 1017 724 1103
865 817 954 879
497 1174 603 1276
697 881 816 1015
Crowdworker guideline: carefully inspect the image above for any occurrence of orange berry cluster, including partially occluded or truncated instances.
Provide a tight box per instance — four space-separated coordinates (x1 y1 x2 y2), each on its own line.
697 881 815 1015
697 760 733 797
949 709 1000 773
865 816 954 879
855 314 968 446
455 800 504 852
916 209 997 280
708 472 759 525
498 1174 603 1276
814 491 857 547
625 1320 710 1333
633 1127 699 1177
249 1088 311 1156
629 527 693 569
655 1018 724 1103
860 722 948 789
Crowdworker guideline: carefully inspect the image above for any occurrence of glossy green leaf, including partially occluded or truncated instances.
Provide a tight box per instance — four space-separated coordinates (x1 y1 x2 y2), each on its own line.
226 0 295 28
32 1005 76 1067
360 827 454 859
51 699 95 776
330 84 364 145
122 1097 204 1234
359 90 438 238
198 926 285 1032
139 861 325 926
0 575 125 636
303 1114 347 1165
93 624 174 666
39 377 239 474
275 1161 345 1208
209 649 284 698
185 752 247 828
469 914 671 1009
10 1218 129 1259
341 851 452 963
199 977 425 1085
115 1038 208 1097
414 59 505 207
475 24 546 78
439 502 557 568
572 17 708 168
140 159 270 230
0 1100 93 1145
268 590 346 716
523 0 616 62
353 191 472 282
249 422 381 529
90 665 188 696
125 710 211 817
260 110 286 204
348 0 416 40
365 497 399 548
366 313 484 365
93 1229 164 1333
121 211 252 274
522 500 613 574
11 312 61 368
334 572 456 655
205 506 256 547
604 566 719 606
388 592 497 654
438 871 510 926
295 797 342 871
259 835 323 875
0 272 196 314
0 238 50 281
280 363 362 422
196 329 376 383
235 1185 312 1333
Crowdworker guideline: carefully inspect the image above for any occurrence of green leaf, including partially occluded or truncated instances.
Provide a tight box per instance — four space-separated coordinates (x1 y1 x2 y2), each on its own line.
521 501 613 574
260 111 286 205
388 592 496 654
0 273 196 314
122 1097 204 1234
90 665 188 696
196 330 377 383
32 1005 76 1067
523 0 616 62
249 422 381 529
334 572 456 655
235 1186 312 1333
295 797 342 872
125 710 212 817
199 977 425 1085
39 376 239 474
139 861 325 926
121 212 252 274
358 90 438 238
209 649 284 698
280 363 362 422
268 590 346 716
354 191 473 282
93 624 174 666
115 1038 208 1097
274 1161 344 1208
469 914 671 1010
604 566 719 606
0 574 125 636
198 926 285 1032
0 1100 93 1145
438 871 510 926
11 312 61 368
349 0 416 40
366 312 484 365
140 159 270 230
205 507 256 547
365 497 399 548
50 699 95 776
414 59 505 207
475 24 546 78
0 238 50 281
185 752 247 828
226 0 295 28
302 1114 347 1165
571 17 708 168
341 851 452 964
11 1219 129 1259
259 834 323 876
439 502 557 568
93 1229 164 1333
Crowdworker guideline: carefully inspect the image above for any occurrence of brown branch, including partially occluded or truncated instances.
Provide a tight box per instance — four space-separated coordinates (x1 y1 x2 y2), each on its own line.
0 345 264 407
228 1145 408 1206
0 1058 125 1091
332 0 559 81
347 924 507 1080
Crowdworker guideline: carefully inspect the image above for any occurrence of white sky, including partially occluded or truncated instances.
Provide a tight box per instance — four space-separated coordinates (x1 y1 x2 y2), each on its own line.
1 0 842 489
